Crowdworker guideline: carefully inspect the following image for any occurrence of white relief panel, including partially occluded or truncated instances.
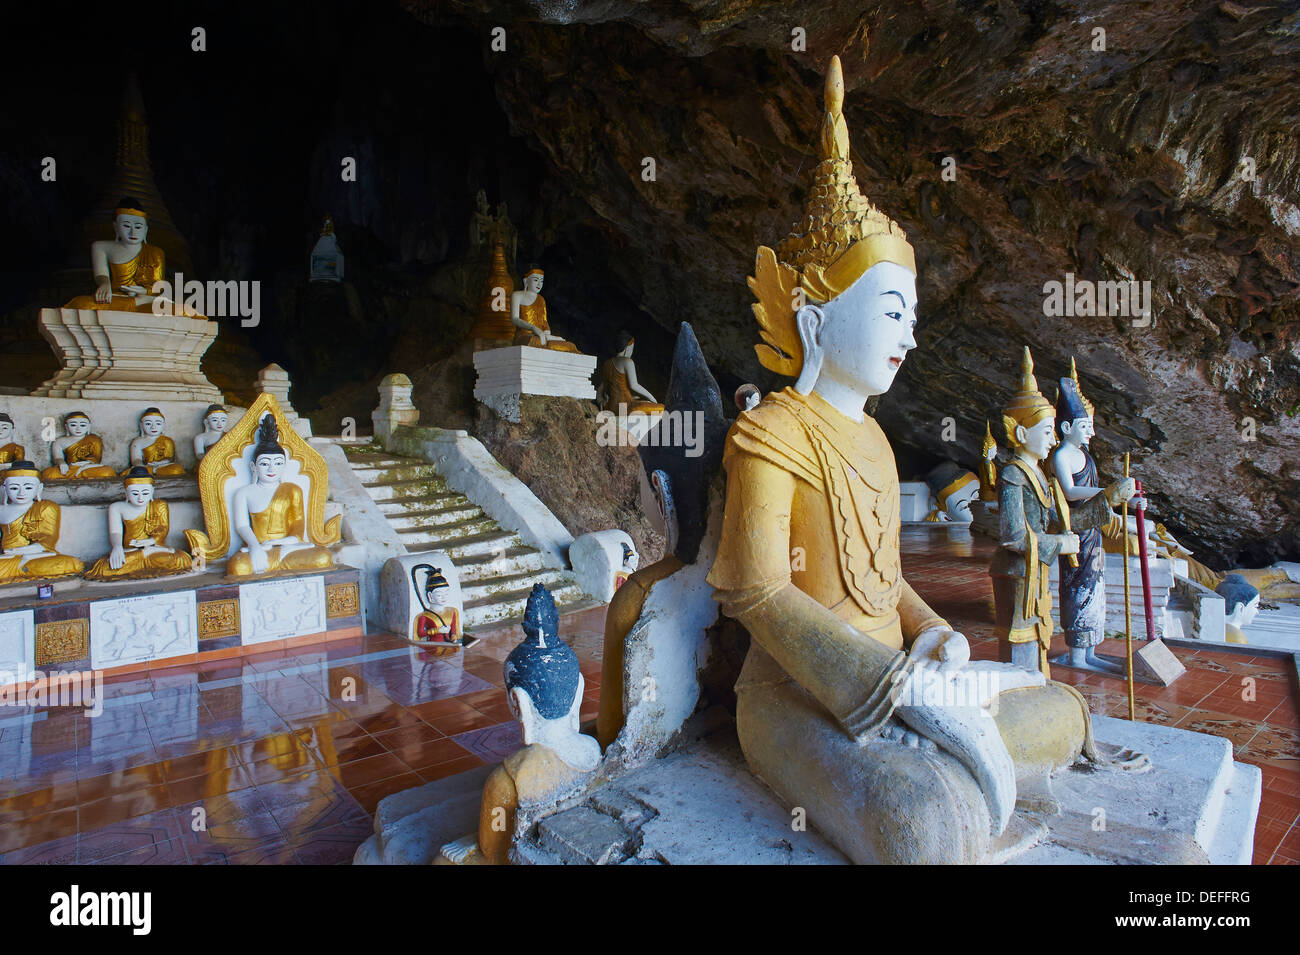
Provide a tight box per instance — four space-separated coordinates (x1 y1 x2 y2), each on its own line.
239 575 326 646
0 610 36 685
90 591 198 670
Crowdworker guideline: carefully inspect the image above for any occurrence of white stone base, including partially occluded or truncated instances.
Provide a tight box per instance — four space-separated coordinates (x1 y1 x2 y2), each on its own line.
569 530 637 605
472 346 597 423
238 575 327 646
1049 552 1174 639
899 481 933 522
34 308 224 402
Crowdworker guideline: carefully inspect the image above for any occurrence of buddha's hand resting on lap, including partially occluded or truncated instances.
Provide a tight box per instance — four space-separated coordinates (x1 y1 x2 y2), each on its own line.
249 543 270 574
909 627 970 673
108 545 126 570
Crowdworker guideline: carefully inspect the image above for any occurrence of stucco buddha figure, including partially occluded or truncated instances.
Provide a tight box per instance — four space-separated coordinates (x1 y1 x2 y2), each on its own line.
597 332 664 414
438 584 600 865
64 197 166 313
0 463 84 582
1216 574 1261 644
84 468 193 582
0 415 25 470
598 322 728 751
923 461 979 522
193 404 229 460
705 58 1144 866
990 348 1135 675
123 408 185 477
186 394 340 578
510 268 580 353
41 412 117 481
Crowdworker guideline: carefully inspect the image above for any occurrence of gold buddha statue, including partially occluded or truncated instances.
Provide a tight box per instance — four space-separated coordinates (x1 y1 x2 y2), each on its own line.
85 468 193 582
705 56 1144 865
122 407 186 477
0 463 84 582
0 414 25 470
41 412 117 481
225 415 334 578
597 332 664 414
510 267 581 353
65 197 166 313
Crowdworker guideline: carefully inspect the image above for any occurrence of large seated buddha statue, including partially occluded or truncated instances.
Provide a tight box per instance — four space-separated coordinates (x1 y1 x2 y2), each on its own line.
705 57 1145 865
0 463 84 582
64 197 165 313
85 468 193 582
185 394 340 578
122 408 186 477
597 332 664 414
41 412 117 481
510 268 580 353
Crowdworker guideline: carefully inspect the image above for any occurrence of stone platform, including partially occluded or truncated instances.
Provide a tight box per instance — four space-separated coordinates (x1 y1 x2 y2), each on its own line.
0 565 362 685
472 345 597 423
354 715 1259 865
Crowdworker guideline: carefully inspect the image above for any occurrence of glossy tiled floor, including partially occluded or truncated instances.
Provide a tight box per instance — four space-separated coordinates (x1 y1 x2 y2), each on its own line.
0 608 604 865
2 527 1295 865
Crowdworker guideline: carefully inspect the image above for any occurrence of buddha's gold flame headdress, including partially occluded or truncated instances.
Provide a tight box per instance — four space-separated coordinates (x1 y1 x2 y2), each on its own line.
1001 347 1055 445
750 55 916 377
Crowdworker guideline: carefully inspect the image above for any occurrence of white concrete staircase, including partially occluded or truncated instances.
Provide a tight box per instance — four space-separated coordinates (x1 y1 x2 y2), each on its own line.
341 444 594 630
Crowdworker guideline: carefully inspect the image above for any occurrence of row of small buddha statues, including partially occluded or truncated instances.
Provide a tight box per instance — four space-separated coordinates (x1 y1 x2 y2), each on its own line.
0 406 231 482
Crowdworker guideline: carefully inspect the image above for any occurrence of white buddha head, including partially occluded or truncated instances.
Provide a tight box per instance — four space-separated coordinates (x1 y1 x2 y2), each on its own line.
123 468 155 506
3 464 42 507
615 331 635 359
925 463 980 523
113 197 148 247
139 409 166 438
250 414 287 486
0 414 14 445
1217 574 1262 629
523 267 544 294
65 412 91 439
203 404 229 434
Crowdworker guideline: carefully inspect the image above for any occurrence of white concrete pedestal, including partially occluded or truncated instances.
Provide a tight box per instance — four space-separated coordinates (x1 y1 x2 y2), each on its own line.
472 346 597 423
33 307 223 402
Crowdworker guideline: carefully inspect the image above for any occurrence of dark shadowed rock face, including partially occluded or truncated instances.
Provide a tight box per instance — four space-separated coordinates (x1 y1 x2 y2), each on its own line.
406 0 1299 568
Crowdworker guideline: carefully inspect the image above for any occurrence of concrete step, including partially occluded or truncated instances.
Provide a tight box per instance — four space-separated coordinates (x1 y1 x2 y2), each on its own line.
398 515 501 545
385 504 484 530
459 567 576 604
463 580 592 629
376 491 469 516
453 547 550 583
409 529 524 561
365 477 454 502
354 463 444 484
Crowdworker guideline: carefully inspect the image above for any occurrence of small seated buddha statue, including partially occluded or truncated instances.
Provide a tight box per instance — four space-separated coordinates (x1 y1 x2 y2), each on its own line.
510 267 580 353
84 468 193 581
0 414 26 470
0 463 84 582
597 332 664 414
705 57 1145 866
123 408 185 477
437 584 601 865
41 412 118 481
226 416 334 578
193 404 229 460
990 348 1135 675
1216 574 1261 644
64 197 166 313
922 461 979 522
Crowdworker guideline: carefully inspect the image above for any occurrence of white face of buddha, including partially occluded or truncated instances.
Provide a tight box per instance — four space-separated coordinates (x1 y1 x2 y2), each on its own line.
66 416 90 438
1235 594 1261 628
814 262 919 398
254 453 286 483
114 214 147 246
1016 417 1058 461
944 481 980 522
126 483 154 506
140 414 165 438
4 477 39 507
206 412 228 433
0 422 12 443
524 273 544 293
1059 415 1094 448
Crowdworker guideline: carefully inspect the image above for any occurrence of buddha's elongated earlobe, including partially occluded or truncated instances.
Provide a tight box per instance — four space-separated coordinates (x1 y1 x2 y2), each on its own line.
794 303 825 395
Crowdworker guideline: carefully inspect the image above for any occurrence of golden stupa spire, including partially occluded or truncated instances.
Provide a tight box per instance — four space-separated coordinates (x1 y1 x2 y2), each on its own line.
750 56 917 378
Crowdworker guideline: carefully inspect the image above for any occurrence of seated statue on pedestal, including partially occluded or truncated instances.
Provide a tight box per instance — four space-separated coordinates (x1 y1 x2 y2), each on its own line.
193 405 228 460
184 394 340 578
85 468 193 581
705 57 1144 866
510 268 580 353
64 197 165 313
123 408 185 477
0 414 25 470
0 463 84 582
438 584 600 865
597 332 664 414
41 412 117 481
922 461 979 522
990 349 1135 676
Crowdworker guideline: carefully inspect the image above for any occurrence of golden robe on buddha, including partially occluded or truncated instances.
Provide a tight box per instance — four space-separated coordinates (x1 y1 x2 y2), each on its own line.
0 443 25 466
0 501 84 581
64 245 165 312
124 437 185 477
227 482 333 577
513 297 580 353
84 500 193 581
597 359 664 415
41 435 117 481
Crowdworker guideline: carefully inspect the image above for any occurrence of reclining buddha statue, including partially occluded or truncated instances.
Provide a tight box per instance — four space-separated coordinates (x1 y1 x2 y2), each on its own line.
705 56 1146 865
184 394 340 578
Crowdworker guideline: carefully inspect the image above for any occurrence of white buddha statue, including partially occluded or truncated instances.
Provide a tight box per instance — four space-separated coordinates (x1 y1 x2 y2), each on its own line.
0 414 25 471
1216 574 1261 644
193 404 229 459
510 268 580 352
598 332 663 414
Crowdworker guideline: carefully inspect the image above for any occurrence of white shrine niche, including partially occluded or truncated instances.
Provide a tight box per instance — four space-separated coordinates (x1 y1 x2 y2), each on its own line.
90 591 198 670
0 610 36 685
238 575 327 645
